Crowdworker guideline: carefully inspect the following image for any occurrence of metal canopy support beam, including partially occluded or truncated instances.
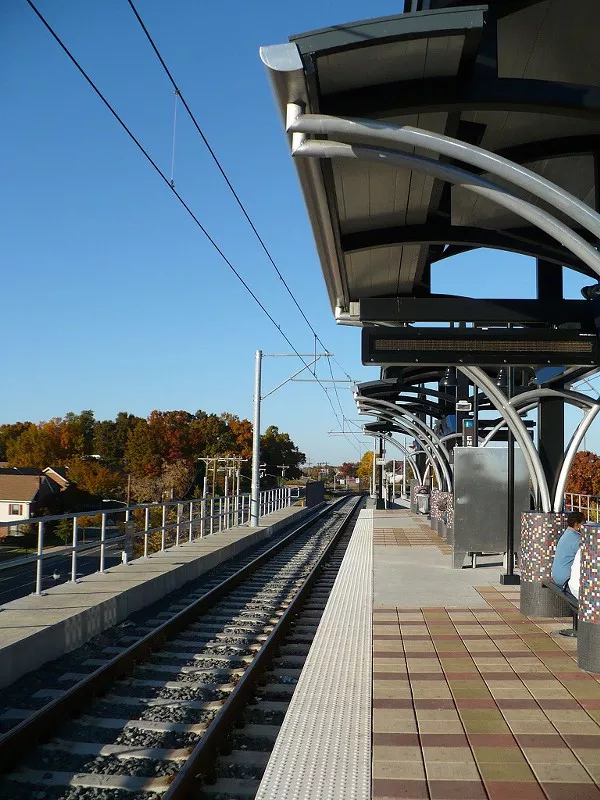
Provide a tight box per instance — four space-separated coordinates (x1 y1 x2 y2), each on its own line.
291 141 600 279
358 297 594 326
537 259 565 501
341 224 589 273
321 77 600 121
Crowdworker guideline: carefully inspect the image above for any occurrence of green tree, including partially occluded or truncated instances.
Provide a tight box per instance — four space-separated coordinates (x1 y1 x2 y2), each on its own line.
68 458 124 498
260 425 305 486
124 419 157 476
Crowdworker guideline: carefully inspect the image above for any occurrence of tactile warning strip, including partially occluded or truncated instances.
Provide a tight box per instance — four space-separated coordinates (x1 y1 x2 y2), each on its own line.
255 509 373 800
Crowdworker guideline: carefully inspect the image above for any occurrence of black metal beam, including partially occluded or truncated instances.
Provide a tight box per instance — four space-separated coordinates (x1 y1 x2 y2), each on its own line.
497 135 600 165
322 77 600 121
341 224 590 273
358 297 595 326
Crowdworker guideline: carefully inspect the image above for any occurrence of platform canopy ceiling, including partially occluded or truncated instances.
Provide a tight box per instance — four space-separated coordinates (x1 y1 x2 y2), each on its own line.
261 0 600 324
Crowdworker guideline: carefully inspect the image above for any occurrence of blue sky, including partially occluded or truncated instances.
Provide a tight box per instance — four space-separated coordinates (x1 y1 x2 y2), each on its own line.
2 0 598 465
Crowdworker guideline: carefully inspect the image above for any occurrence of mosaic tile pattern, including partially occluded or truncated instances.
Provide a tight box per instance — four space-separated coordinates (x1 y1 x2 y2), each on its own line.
372 594 600 800
580 525 600 625
520 512 568 584
373 526 452 553
446 493 454 530
430 490 452 525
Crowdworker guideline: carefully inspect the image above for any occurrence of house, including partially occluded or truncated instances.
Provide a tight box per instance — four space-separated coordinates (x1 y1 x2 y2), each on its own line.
0 470 59 536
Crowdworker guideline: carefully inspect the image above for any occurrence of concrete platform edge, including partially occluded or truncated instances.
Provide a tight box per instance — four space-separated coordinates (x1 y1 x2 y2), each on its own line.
0 504 319 690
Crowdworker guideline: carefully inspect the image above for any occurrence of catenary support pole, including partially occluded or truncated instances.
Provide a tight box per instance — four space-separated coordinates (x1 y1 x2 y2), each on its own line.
250 349 262 527
501 366 520 585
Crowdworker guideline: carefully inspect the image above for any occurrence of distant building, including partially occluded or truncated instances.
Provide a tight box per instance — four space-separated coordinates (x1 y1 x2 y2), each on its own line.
0 471 59 536
0 465 114 537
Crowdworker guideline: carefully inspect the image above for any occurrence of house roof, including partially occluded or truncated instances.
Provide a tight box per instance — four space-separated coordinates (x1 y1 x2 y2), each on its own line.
43 467 70 489
0 474 43 503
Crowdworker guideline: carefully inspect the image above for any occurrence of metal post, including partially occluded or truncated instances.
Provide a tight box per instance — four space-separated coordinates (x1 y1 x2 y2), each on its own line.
144 506 150 558
224 473 229 530
35 520 44 595
251 349 262 527
372 443 377 497
161 504 167 550
188 500 194 542
71 517 78 582
100 512 107 573
392 459 396 502
176 503 182 546
218 497 223 531
501 366 520 585
210 497 215 535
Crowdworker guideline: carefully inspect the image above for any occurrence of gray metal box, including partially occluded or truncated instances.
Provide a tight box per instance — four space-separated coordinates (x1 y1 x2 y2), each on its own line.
452 447 529 569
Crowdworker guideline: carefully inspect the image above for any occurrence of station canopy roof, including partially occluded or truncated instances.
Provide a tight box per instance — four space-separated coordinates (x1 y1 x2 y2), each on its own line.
261 0 600 324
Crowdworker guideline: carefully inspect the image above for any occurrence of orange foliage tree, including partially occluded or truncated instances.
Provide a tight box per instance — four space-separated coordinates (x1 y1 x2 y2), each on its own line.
566 451 600 496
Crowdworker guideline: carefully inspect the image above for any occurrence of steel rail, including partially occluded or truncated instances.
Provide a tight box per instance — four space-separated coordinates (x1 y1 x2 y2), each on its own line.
0 497 346 769
163 493 364 798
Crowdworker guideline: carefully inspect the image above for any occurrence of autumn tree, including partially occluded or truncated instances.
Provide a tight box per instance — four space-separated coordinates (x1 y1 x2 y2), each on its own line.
0 422 31 461
357 451 374 490
339 462 358 478
6 420 67 468
61 411 95 457
68 458 124 498
566 451 600 496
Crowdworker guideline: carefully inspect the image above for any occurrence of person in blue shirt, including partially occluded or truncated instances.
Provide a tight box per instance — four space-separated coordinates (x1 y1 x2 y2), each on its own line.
551 511 585 588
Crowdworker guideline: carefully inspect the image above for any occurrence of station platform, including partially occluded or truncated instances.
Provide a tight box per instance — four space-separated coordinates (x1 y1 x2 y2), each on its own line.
257 507 600 800
0 503 313 690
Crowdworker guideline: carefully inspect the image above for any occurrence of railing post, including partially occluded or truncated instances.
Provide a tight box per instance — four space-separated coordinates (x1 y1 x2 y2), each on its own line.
35 520 44 595
161 504 167 551
100 512 107 573
176 503 182 547
144 506 150 558
189 500 194 542
218 497 223 532
210 497 215 535
71 517 78 582
200 496 206 538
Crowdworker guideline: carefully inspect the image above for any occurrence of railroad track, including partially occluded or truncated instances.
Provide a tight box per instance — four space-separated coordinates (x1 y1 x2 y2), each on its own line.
0 495 363 800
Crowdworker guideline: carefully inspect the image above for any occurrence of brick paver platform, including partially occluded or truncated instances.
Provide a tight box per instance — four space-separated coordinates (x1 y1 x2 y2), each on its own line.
372 588 600 800
373 526 453 554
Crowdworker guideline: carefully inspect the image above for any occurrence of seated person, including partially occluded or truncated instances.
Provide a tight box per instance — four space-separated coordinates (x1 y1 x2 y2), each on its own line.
568 547 581 600
551 511 585 588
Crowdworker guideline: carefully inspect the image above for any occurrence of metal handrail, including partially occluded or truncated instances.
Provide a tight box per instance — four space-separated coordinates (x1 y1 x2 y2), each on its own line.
564 492 600 522
0 487 299 597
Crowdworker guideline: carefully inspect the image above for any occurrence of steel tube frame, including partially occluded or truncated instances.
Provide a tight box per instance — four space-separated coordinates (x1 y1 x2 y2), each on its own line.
378 433 423 485
292 141 600 279
460 366 551 511
357 395 453 489
288 113 600 244
359 403 448 491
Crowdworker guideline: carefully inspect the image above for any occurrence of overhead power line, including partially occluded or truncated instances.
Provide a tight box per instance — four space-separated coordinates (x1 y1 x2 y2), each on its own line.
24 0 361 453
126 0 353 382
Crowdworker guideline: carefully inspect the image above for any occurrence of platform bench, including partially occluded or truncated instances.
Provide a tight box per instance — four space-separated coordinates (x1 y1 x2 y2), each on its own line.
541 579 578 636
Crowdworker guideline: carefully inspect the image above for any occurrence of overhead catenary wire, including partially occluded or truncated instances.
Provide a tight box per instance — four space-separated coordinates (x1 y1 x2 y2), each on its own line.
126 0 353 380
24 0 361 455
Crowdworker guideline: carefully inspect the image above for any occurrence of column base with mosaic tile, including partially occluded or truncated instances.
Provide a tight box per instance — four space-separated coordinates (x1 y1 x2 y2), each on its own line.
520 512 573 618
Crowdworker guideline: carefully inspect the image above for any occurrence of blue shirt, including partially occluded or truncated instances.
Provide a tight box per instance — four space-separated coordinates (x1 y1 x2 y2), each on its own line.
551 527 581 586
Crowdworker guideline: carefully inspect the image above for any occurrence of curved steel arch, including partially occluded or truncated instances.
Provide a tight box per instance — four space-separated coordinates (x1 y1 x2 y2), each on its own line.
357 397 452 491
555 405 600 511
379 433 423 486
289 114 600 244
359 406 446 491
459 366 551 511
292 140 600 279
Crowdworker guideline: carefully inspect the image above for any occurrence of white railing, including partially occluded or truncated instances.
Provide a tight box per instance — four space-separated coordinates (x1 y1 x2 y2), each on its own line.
564 493 600 522
0 487 298 598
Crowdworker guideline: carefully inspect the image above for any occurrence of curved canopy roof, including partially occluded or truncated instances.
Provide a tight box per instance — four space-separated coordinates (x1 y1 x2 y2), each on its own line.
261 0 600 318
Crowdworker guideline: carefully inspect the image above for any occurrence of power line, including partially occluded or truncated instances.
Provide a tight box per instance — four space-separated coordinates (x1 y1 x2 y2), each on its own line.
125 0 359 450
23 0 359 454
126 0 357 384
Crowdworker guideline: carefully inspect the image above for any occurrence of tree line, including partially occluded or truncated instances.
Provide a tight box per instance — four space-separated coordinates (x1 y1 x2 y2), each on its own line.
0 410 306 502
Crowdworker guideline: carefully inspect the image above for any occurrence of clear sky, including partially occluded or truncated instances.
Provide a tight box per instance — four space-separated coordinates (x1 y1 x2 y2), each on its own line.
2 0 599 465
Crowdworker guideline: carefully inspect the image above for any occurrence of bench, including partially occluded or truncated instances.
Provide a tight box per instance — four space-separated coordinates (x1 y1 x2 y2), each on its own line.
541 579 578 637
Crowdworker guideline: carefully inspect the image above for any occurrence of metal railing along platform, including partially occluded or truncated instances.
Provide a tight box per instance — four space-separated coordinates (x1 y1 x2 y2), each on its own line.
564 492 600 521
0 488 298 599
